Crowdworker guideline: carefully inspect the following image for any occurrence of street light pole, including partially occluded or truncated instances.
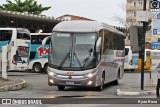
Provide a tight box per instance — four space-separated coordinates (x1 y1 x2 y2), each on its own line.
141 0 147 90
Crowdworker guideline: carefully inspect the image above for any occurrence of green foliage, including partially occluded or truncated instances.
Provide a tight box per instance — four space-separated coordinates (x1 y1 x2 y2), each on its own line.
0 0 51 15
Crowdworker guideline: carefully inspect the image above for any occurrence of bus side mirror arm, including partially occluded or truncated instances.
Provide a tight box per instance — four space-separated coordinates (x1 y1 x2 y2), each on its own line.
42 36 51 51
96 37 101 52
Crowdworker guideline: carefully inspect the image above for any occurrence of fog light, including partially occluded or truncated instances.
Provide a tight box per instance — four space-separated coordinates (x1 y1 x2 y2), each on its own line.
49 79 54 84
87 81 93 85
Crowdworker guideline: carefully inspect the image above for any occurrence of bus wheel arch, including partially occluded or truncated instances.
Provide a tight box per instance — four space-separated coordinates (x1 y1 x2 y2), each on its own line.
102 71 105 81
112 69 120 85
33 62 42 73
95 70 105 91
118 68 120 79
44 63 48 74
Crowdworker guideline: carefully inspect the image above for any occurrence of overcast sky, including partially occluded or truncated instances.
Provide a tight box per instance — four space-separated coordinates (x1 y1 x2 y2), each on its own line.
0 0 126 26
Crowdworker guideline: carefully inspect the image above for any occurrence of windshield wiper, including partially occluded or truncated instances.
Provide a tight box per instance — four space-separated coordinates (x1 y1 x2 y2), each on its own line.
83 48 93 67
58 52 70 70
73 52 83 70
83 56 91 67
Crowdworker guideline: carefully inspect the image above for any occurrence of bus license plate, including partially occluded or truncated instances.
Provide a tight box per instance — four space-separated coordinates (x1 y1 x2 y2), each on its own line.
66 82 74 85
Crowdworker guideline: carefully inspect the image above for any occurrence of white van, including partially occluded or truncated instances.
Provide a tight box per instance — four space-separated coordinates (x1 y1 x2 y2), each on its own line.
124 46 138 70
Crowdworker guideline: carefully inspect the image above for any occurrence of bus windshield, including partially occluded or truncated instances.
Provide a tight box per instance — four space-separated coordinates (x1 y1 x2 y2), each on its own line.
50 32 97 70
17 29 30 40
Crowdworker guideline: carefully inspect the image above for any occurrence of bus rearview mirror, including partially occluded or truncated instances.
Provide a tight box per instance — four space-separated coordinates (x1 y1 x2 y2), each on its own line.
96 37 101 52
42 36 51 51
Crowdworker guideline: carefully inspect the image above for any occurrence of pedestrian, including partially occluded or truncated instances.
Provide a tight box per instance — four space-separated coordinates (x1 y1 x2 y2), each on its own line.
156 62 160 98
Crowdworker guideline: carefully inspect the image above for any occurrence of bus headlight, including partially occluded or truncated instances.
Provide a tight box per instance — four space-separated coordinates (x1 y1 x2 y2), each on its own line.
85 69 98 78
48 71 57 76
48 72 55 76
47 67 57 76
86 73 94 78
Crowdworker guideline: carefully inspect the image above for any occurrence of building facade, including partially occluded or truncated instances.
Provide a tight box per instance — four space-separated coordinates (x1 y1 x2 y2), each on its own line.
126 0 153 44
57 14 94 21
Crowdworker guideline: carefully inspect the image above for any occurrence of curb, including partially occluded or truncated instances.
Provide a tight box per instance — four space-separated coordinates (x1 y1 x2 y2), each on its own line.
0 79 26 92
116 89 156 96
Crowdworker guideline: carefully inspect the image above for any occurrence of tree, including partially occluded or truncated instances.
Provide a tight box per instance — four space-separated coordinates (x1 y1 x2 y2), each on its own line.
113 3 134 29
0 0 51 15
113 2 135 39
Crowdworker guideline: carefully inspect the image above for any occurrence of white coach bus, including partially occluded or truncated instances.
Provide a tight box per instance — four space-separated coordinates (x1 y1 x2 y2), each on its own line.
29 33 51 73
42 21 125 91
0 28 30 71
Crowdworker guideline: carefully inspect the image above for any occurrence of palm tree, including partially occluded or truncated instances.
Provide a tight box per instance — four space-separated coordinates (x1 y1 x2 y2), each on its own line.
0 0 51 15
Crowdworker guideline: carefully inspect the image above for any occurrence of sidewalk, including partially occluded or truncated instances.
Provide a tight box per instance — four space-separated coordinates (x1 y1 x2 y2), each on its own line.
116 72 158 96
116 86 157 96
0 77 26 92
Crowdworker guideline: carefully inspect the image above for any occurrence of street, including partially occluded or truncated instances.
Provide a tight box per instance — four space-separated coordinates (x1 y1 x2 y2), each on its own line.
0 71 157 98
1 71 160 107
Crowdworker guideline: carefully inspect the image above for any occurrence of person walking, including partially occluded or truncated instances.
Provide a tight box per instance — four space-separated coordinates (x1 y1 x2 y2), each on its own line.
156 62 160 97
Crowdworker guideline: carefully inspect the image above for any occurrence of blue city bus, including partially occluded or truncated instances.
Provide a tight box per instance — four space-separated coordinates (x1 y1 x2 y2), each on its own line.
29 33 51 73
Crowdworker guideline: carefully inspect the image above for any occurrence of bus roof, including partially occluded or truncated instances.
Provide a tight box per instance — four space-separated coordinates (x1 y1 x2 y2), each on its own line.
53 21 124 36
0 28 29 31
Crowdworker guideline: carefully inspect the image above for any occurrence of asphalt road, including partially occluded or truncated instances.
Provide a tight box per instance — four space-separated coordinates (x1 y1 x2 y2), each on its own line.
0 71 157 98
0 71 159 107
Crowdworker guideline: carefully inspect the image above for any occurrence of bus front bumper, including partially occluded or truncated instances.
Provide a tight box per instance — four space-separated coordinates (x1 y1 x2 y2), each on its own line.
48 74 98 87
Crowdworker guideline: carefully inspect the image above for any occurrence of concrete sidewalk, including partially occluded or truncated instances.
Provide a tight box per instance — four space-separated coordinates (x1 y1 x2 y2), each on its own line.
116 86 157 96
0 77 26 92
116 72 159 96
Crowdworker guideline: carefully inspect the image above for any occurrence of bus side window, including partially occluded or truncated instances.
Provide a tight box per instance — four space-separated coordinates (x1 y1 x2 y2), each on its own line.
103 32 113 53
17 33 22 39
31 35 38 44
0 30 12 42
24 33 30 40
113 34 124 50
29 51 36 60
17 32 30 40
6 33 12 43
125 48 129 56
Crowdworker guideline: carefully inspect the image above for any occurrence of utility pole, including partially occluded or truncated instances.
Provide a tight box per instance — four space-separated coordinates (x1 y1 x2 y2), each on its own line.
141 0 147 90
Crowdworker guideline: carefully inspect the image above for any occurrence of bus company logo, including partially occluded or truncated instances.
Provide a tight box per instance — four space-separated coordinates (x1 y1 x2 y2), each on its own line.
37 46 49 57
150 0 160 13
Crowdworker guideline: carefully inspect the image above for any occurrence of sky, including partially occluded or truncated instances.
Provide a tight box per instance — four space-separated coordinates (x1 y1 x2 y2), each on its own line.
0 0 126 26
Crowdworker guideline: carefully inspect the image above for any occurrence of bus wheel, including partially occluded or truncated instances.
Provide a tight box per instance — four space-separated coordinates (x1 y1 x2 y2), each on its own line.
44 64 48 74
112 80 118 85
33 63 42 73
58 86 65 91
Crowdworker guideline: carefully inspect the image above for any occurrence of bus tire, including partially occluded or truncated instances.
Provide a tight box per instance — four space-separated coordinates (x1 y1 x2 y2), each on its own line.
33 63 42 73
112 80 118 85
58 86 65 91
95 72 105 91
44 63 48 74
